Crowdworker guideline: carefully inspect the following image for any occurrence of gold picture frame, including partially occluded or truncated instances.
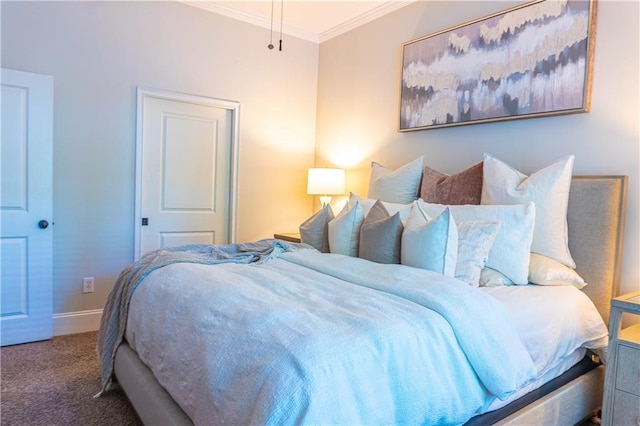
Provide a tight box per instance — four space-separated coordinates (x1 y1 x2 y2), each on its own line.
398 0 597 132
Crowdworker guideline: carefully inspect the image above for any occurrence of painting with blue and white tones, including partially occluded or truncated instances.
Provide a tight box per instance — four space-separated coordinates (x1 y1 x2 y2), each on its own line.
399 0 596 131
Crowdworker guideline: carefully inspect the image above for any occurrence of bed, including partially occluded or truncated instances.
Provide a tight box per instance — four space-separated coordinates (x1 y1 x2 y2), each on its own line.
98 167 628 426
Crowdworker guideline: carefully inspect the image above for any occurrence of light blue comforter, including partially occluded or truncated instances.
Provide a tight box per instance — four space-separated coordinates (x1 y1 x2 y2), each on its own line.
120 247 536 425
97 239 295 393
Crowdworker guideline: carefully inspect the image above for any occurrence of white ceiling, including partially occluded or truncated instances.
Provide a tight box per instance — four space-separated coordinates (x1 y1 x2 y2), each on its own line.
181 0 415 43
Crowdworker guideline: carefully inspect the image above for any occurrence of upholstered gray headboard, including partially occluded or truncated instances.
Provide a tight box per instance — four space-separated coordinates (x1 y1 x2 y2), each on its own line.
567 176 628 325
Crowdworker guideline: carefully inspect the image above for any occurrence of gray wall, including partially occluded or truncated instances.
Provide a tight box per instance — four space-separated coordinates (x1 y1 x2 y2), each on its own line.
2 0 638 324
1 1 319 316
316 1 639 296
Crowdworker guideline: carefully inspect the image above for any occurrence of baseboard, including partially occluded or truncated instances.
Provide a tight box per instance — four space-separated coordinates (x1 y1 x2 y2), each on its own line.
53 309 103 336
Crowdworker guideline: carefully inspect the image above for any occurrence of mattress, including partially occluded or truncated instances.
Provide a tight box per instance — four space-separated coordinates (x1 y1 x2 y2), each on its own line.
123 249 607 425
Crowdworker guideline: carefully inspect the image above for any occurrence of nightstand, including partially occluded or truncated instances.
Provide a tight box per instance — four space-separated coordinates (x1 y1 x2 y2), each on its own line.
602 291 640 426
273 233 301 243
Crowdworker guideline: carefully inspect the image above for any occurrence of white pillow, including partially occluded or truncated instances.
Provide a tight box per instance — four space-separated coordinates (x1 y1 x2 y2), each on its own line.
368 157 423 204
401 205 458 276
348 193 413 222
456 221 500 287
479 267 513 287
481 153 575 268
418 200 535 284
529 253 587 289
328 201 364 257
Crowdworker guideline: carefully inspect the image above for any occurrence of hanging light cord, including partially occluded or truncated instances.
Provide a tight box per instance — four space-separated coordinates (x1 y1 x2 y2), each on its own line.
267 0 274 49
267 0 283 51
278 0 284 51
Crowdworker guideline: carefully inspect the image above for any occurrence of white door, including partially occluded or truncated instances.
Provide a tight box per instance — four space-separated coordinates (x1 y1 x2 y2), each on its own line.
135 88 239 260
1 69 53 346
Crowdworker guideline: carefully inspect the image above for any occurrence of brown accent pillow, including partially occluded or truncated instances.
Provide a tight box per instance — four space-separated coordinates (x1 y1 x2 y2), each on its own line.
420 162 483 205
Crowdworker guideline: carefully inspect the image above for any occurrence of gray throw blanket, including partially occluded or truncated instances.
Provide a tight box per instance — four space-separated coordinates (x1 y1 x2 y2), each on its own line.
96 239 305 395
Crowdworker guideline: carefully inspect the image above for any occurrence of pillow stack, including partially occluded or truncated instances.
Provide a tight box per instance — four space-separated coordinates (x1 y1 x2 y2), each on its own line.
298 154 585 289
302 158 422 263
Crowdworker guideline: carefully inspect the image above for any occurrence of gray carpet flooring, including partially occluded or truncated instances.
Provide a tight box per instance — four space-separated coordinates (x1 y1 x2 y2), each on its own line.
1 331 601 426
0 331 141 426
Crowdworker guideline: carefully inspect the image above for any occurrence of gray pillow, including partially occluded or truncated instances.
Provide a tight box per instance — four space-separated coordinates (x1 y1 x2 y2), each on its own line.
299 204 334 252
358 200 403 264
368 157 423 203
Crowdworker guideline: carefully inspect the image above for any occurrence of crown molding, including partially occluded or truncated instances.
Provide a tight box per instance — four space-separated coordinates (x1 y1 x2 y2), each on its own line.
179 1 416 44
180 0 319 43
318 1 416 43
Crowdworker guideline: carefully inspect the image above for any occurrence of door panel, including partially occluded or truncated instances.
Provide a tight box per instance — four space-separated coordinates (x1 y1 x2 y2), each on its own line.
1 238 27 315
162 113 217 211
136 89 238 259
1 68 53 346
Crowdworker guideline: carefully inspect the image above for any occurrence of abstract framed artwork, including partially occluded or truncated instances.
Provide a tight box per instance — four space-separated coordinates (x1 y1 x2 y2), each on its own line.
398 0 597 132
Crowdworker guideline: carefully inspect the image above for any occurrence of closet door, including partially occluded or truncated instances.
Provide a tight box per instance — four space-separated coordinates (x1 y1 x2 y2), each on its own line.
135 88 239 259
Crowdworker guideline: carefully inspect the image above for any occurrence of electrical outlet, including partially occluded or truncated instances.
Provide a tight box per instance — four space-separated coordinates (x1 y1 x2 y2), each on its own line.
82 277 95 293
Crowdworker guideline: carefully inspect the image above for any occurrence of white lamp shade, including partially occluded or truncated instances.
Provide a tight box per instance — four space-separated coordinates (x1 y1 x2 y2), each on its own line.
307 168 345 195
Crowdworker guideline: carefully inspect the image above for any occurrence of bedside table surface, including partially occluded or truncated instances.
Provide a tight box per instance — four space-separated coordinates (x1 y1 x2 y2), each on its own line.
612 290 640 312
273 233 301 243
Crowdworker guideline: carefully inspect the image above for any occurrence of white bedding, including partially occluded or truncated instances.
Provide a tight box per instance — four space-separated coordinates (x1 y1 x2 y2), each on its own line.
124 250 606 425
478 285 608 412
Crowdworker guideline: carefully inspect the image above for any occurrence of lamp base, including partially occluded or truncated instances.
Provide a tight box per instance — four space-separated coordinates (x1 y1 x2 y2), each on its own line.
319 196 332 207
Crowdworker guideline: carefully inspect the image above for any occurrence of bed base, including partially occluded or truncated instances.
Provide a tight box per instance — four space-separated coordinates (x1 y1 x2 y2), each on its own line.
115 341 603 426
497 366 604 425
466 355 602 425
114 343 192 426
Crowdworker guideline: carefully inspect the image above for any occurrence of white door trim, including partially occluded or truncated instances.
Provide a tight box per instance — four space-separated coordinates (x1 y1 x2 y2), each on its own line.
134 87 240 260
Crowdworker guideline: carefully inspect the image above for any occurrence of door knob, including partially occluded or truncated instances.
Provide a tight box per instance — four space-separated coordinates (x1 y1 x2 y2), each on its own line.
38 220 49 229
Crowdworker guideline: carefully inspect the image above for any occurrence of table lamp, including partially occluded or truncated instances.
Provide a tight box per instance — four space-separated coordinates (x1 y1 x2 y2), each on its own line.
307 168 345 207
